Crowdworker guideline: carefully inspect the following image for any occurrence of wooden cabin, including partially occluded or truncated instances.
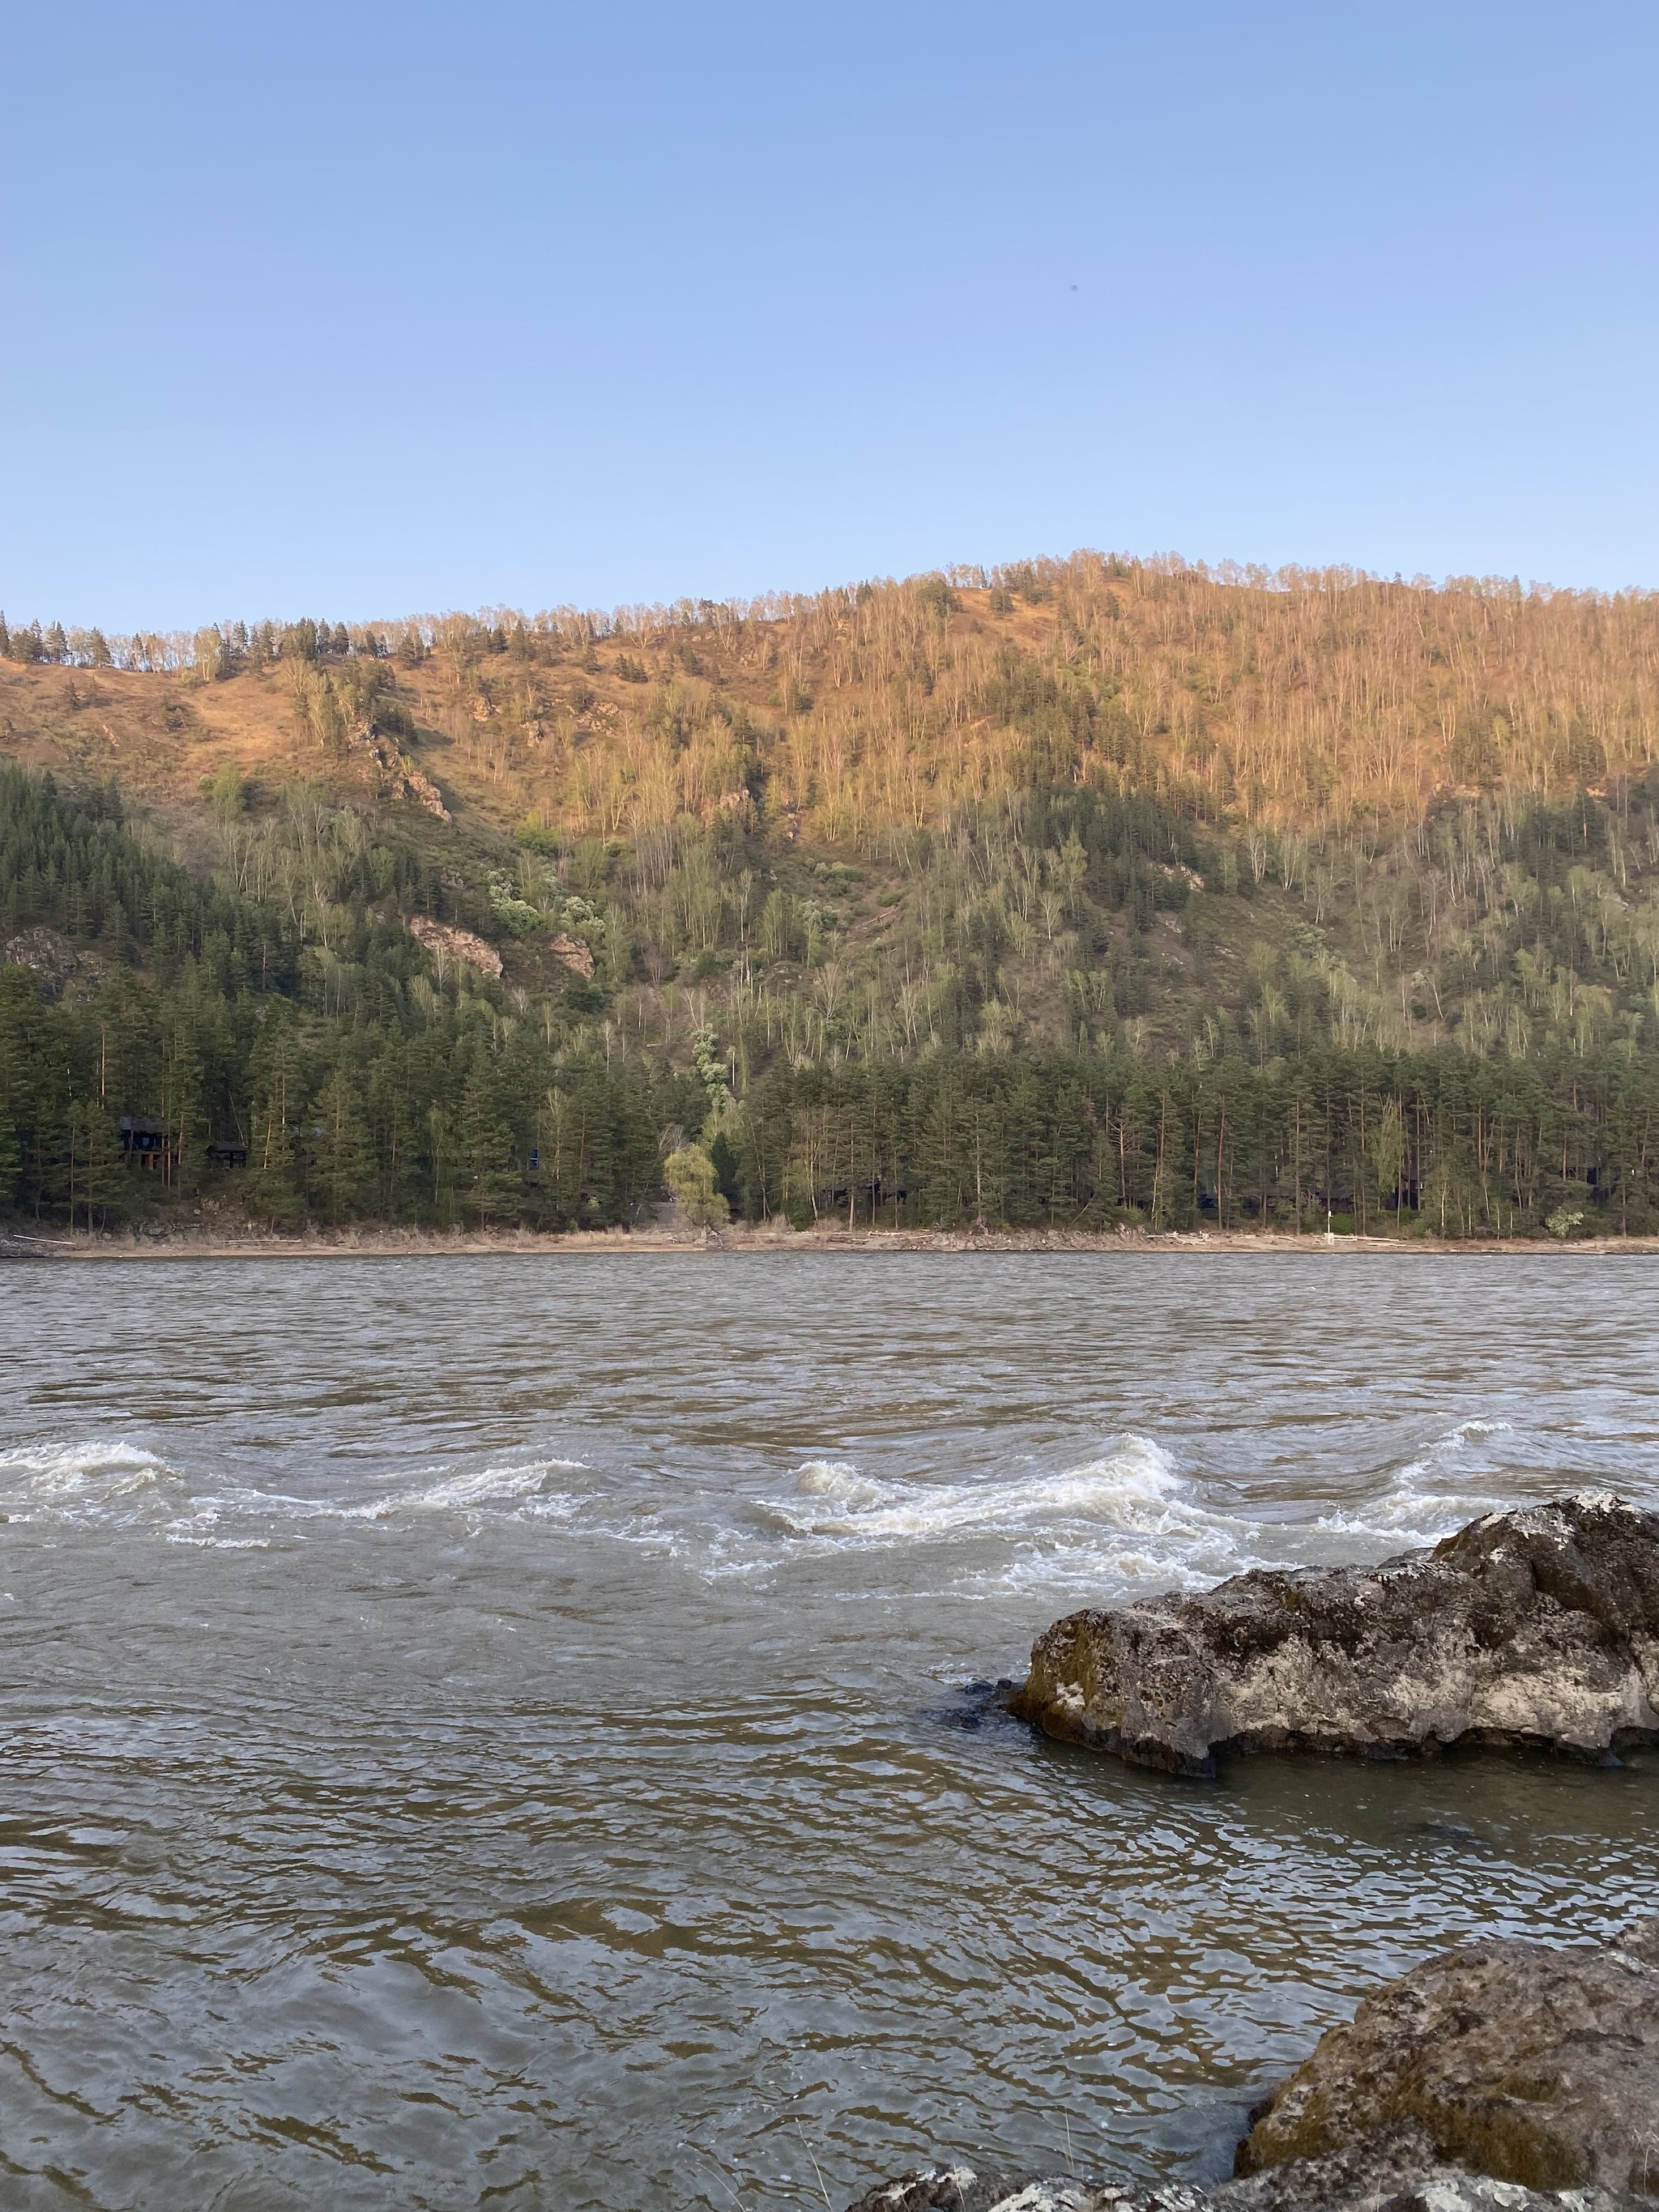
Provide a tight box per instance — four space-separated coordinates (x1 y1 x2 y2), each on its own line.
118 1115 167 1170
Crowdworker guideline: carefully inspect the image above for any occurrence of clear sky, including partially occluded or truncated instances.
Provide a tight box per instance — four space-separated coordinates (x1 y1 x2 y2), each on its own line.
3 2 1657 629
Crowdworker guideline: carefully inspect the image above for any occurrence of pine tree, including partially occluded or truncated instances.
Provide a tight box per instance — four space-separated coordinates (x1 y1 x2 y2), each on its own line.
76 1103 126 1230
310 1060 372 1221
159 1019 203 1188
458 1055 520 1226
249 1093 304 1230
0 1092 19 1209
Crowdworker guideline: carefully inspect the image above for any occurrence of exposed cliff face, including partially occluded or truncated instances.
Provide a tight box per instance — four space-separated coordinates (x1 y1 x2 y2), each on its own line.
846 1924 1659 2211
405 916 503 978
1009 1494 1659 1777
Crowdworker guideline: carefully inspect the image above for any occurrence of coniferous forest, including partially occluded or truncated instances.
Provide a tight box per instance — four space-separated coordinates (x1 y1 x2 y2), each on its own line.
6 552 1659 1238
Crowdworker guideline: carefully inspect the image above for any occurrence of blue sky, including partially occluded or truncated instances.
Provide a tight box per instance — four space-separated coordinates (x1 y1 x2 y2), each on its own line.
3 2 1657 627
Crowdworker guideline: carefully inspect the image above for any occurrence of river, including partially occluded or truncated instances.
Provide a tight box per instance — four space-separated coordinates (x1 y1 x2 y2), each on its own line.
1 1252 1656 2211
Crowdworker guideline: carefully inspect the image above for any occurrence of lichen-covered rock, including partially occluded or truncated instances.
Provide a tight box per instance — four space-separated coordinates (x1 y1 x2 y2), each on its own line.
1010 1494 1659 1775
1236 1919 1659 2199
846 1923 1658 2212
844 2139 1636 2210
842 2171 1124 2211
1198 2125 1637 2206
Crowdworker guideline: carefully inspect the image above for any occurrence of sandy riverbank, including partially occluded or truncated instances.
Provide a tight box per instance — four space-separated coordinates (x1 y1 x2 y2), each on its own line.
5 1221 1658 1259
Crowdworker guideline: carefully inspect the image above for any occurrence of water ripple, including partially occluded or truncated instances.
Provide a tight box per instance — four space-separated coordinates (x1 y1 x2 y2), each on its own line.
0 1252 1656 2210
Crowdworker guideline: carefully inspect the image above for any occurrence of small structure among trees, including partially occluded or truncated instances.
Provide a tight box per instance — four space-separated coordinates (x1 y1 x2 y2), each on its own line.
119 1115 167 1170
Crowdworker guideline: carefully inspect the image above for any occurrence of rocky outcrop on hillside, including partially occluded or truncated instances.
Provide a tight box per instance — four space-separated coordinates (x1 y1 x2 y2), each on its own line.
846 1921 1659 2211
4 924 108 999
1009 1493 1659 1776
407 915 502 978
548 931 595 978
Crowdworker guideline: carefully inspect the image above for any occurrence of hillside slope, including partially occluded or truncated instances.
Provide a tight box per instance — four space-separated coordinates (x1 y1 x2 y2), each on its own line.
7 556 1659 1068
6 556 1659 1238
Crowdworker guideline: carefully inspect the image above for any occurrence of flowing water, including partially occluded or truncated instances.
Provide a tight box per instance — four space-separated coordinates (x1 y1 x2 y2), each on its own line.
2 1251 1657 2212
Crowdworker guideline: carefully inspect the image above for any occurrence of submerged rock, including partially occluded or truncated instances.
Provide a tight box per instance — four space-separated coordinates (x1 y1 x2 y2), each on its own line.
846 1924 1659 2212
1009 1493 1659 1775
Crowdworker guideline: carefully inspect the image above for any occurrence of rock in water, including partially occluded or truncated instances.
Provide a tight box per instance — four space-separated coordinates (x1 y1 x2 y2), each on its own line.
843 2172 1122 2211
1206 2127 1639 2206
846 1924 1659 2210
1237 1918 1659 2200
1009 1493 1659 1775
846 2138 1640 2208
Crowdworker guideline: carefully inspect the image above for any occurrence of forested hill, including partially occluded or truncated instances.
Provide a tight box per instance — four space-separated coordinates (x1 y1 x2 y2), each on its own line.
6 553 1659 1238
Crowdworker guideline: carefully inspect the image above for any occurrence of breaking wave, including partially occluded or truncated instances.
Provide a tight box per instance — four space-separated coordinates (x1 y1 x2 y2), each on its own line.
0 1438 587 1541
385 1460 586 1517
9 1409 1645 1596
768 1435 1282 1596
0 1438 188 1524
1313 1417 1520 1548
754 1410 1656 1602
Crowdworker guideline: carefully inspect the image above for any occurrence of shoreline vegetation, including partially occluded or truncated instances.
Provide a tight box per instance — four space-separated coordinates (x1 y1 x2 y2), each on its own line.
6 1220 1658 1259
14 559 1659 1249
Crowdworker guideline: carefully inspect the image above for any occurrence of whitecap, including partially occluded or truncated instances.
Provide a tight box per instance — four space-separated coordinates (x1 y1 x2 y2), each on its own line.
397 1460 586 1515
0 1437 186 1526
0 1439 591 1541
164 1535 271 1550
775 1434 1191 1541
214 1457 589 1528
764 1435 1277 1597
1314 1417 1517 1546
792 1460 886 1513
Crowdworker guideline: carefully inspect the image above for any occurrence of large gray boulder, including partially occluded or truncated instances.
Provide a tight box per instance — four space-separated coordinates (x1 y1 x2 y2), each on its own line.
846 1924 1659 2210
1009 1493 1659 1776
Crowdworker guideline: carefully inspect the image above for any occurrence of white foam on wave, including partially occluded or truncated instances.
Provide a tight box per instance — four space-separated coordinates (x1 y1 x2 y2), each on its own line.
1314 1417 1516 1547
165 1533 272 1550
190 1456 589 1531
770 1436 1277 1595
765 1414 1656 1603
783 1436 1188 1541
0 1437 185 1524
0 1438 589 1538
395 1460 586 1516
